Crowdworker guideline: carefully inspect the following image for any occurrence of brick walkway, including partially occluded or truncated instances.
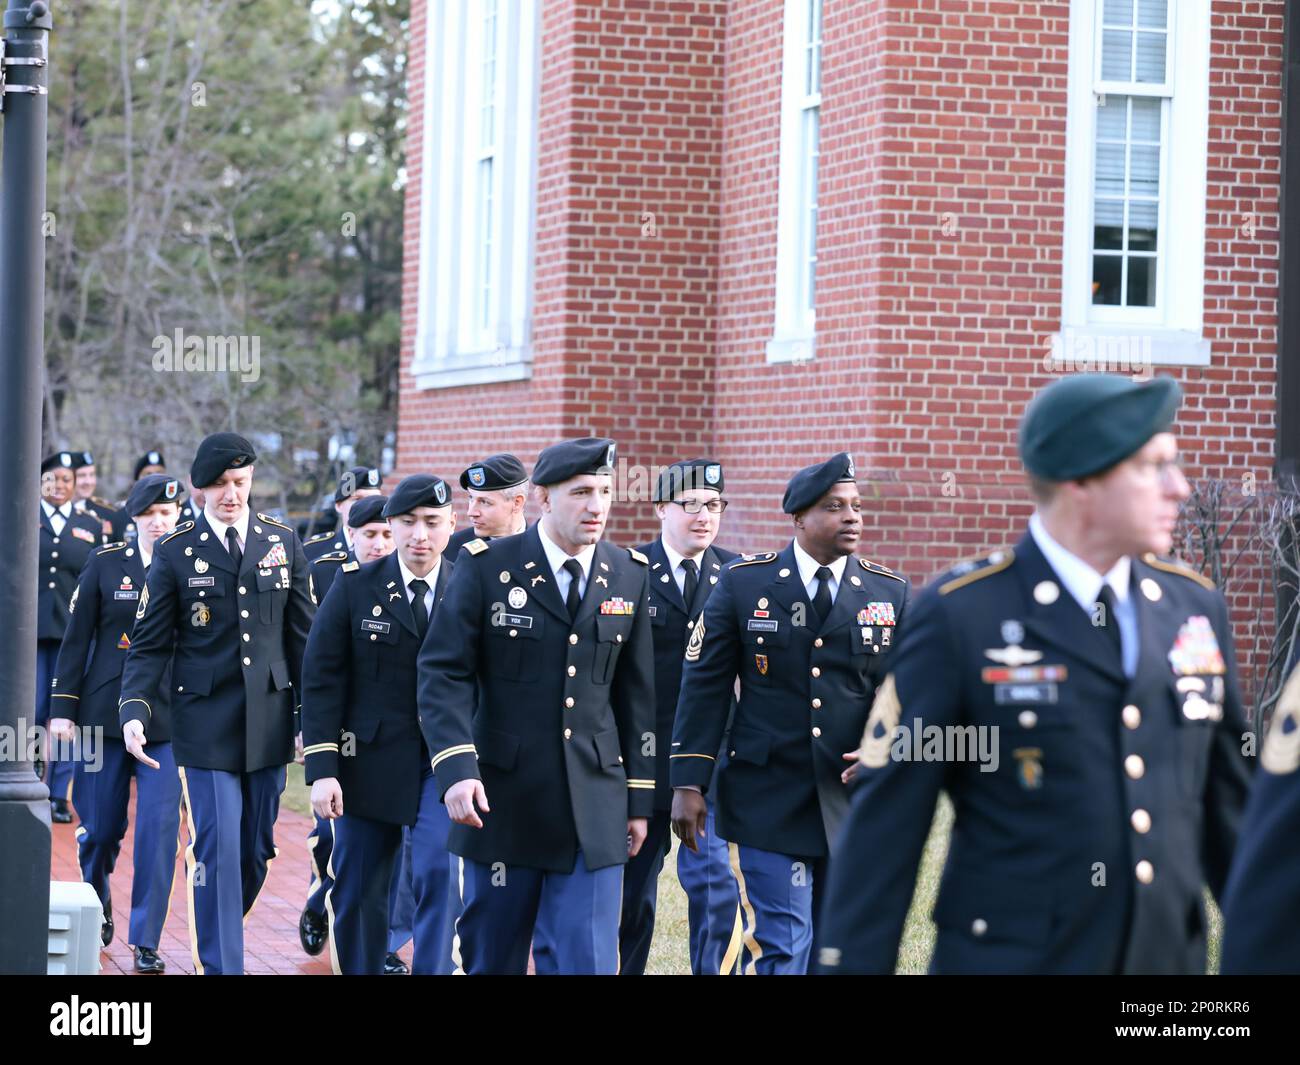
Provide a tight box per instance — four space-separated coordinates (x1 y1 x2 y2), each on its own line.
49 783 413 976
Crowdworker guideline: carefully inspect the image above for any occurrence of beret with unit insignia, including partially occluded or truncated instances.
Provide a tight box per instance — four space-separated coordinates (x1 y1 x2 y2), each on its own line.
191 432 257 488
782 452 857 515
531 437 616 487
125 474 183 517
41 451 77 473
384 474 453 517
336 466 384 503
460 454 528 492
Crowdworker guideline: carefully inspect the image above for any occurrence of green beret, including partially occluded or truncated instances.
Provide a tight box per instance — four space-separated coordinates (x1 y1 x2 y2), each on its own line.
1019 374 1181 482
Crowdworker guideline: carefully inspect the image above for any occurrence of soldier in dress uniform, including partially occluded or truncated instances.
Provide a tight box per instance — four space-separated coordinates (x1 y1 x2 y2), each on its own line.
418 437 657 975
304 466 384 563
299 492 414 972
38 450 105 822
118 432 316 975
619 458 739 975
1221 661 1300 974
71 450 129 543
671 452 909 975
816 374 1252 975
302 474 461 975
443 453 529 559
134 450 168 481
49 475 184 971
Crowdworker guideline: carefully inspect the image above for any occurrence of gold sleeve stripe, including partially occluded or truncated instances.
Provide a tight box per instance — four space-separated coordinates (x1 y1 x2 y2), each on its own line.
51 693 80 701
301 743 339 756
431 744 478 770
626 779 655 788
119 698 152 719
669 753 716 761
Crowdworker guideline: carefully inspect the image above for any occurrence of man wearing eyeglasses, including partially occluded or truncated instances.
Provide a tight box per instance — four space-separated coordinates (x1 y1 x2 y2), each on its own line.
670 453 909 974
815 374 1252 975
617 459 738 975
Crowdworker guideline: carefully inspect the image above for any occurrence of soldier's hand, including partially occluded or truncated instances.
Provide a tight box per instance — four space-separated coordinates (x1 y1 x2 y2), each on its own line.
49 717 76 742
671 788 708 853
841 750 863 784
627 817 648 858
445 778 490 828
294 732 305 765
311 778 344 820
122 720 160 770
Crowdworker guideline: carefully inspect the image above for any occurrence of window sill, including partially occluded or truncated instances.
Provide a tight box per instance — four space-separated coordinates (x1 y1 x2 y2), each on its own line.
1049 327 1211 371
766 334 816 364
411 346 533 390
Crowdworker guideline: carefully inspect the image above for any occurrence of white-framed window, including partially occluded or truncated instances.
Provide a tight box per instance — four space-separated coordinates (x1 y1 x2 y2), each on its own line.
412 0 539 390
1056 0 1212 367
768 0 822 364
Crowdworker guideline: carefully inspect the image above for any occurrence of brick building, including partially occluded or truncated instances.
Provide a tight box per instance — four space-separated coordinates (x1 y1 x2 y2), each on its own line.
397 0 1296 692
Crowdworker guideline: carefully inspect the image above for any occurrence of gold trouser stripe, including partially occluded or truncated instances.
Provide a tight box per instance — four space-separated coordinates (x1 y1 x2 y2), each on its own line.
451 856 465 976
161 781 184 940
177 768 204 976
728 842 763 976
430 744 476 771
324 842 342 976
720 903 744 975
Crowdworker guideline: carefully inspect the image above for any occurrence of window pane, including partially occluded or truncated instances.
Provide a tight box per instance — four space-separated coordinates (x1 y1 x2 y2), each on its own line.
1127 255 1156 307
1101 30 1133 79
1093 255 1123 305
1135 31 1166 82
1096 96 1126 139
1129 144 1160 197
1094 201 1125 249
1095 143 1125 197
1137 0 1167 29
1128 201 1158 251
1103 0 1134 26
1130 96 1161 141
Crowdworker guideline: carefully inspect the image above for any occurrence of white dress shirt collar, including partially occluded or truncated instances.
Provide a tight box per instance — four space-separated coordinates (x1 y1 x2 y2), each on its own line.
398 555 440 603
538 519 597 582
792 540 849 600
661 539 705 597
41 499 73 521
204 505 251 552
1029 512 1131 612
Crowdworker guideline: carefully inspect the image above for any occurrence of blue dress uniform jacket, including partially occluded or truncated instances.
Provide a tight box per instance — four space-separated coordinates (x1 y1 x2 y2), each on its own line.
77 498 129 544
640 539 737 809
310 549 354 603
1221 664 1300 974
670 542 909 858
304 528 346 563
301 553 452 825
38 507 104 641
118 512 316 773
51 542 172 741
418 525 658 872
816 534 1252 975
443 523 530 561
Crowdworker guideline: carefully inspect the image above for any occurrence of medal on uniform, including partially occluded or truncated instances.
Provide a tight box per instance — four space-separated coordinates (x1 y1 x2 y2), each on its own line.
194 557 209 574
260 543 289 570
1168 615 1226 676
599 597 634 616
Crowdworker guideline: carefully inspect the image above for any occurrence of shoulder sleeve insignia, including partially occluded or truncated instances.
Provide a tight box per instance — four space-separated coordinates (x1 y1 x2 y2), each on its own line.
257 512 293 531
1261 665 1300 774
1140 553 1216 591
939 548 1015 596
160 521 194 545
97 541 127 554
684 613 706 662
465 538 489 556
858 557 907 584
304 531 333 545
628 548 649 565
859 675 902 769
341 561 360 573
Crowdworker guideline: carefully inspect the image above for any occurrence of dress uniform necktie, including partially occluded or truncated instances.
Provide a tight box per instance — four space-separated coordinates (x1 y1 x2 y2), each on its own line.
409 578 430 638
563 558 584 620
1095 584 1123 666
680 557 699 611
225 525 242 570
812 566 834 626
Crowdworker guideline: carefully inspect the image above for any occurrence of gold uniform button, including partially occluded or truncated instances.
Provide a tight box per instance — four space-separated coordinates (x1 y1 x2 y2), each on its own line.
565 697 575 709
242 657 252 666
971 918 988 937
569 634 579 645
49 566 56 573
812 727 822 738
811 698 822 709
1125 754 1145 779
177 686 184 693
567 666 576 677
51 551 59 558
1122 705 1141 729
1018 710 1038 729
814 638 823 648
616 634 623 643
564 728 572 740
1135 860 1154 884
1131 809 1152 834
52 538 59 544
811 667 821 678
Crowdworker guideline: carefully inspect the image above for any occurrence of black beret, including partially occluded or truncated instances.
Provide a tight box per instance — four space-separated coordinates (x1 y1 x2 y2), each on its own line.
335 466 384 503
383 475 452 517
72 450 96 470
125 474 183 517
531 438 617 487
190 432 257 488
347 495 390 528
782 452 857 515
133 450 166 481
460 453 528 492
1019 374 1181 482
41 451 77 474
653 458 724 502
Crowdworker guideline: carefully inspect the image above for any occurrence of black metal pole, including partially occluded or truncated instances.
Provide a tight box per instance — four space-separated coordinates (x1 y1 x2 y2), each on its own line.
0 0 53 976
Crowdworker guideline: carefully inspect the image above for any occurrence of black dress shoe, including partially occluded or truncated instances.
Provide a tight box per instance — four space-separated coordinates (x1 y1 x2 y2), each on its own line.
50 799 72 824
133 946 165 974
101 915 114 948
33 758 45 782
383 952 409 975
298 907 328 956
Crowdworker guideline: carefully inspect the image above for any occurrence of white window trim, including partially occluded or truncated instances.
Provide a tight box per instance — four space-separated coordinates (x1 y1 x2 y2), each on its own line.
768 0 819 364
1058 0 1211 367
413 0 539 390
